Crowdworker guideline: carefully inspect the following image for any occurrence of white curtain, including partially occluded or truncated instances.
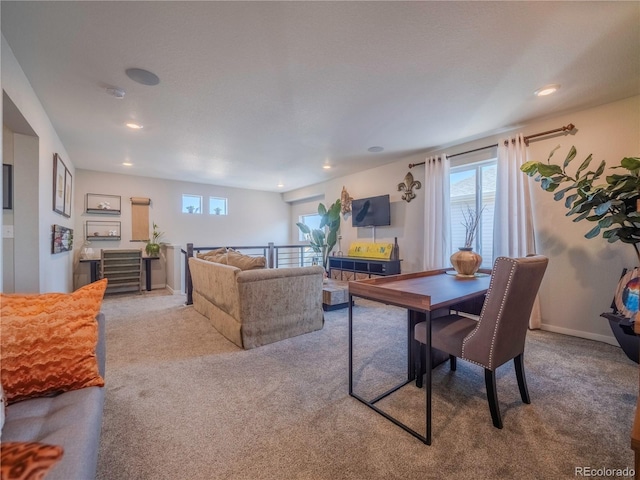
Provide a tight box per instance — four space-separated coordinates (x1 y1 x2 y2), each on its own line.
424 155 451 270
494 134 542 329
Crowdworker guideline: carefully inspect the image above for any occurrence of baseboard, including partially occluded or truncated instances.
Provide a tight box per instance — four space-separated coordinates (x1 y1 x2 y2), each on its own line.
539 323 619 347
165 285 182 295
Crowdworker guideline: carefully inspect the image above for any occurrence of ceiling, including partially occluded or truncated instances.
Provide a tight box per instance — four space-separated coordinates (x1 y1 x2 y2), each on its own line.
2 1 639 192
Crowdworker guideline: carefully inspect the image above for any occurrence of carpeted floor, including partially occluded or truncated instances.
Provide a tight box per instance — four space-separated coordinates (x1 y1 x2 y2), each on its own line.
97 290 637 480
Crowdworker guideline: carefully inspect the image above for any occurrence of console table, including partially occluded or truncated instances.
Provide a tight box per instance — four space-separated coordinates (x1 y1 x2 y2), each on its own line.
328 255 401 281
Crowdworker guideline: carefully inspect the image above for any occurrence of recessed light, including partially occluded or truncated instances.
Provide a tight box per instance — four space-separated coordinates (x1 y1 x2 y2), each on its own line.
368 146 384 153
323 165 331 170
126 122 143 130
534 84 560 97
122 162 133 167
125 68 160 86
277 183 284 188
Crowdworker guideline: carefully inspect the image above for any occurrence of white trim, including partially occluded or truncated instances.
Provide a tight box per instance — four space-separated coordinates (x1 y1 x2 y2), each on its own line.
539 323 619 347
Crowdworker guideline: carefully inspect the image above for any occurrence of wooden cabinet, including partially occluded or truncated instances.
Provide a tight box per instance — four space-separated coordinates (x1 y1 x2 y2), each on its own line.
100 249 142 294
328 256 401 281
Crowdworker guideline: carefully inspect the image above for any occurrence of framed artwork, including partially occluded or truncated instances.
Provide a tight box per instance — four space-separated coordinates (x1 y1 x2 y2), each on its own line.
64 168 73 217
3 164 12 210
53 153 66 216
52 224 73 254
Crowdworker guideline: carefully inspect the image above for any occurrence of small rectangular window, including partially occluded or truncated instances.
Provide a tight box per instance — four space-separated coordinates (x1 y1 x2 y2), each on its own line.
182 194 202 214
209 197 228 215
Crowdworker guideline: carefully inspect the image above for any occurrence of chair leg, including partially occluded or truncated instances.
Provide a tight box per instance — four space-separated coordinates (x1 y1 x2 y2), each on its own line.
415 344 426 388
514 353 531 404
449 355 457 371
484 369 503 429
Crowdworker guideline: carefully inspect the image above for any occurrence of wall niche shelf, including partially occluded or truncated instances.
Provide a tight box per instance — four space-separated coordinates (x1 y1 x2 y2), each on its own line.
85 193 121 215
86 220 121 241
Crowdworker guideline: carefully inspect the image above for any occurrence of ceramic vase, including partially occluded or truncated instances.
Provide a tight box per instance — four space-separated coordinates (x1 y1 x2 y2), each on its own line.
450 247 482 277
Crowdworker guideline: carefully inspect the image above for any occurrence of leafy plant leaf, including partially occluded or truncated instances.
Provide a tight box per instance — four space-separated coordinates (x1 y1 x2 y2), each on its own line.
575 153 593 178
296 222 310 235
585 224 601 239
563 146 577 169
621 157 640 171
593 201 611 216
537 164 563 177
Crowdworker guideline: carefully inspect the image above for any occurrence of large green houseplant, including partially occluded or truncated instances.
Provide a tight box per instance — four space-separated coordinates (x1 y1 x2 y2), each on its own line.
521 146 640 263
296 199 341 270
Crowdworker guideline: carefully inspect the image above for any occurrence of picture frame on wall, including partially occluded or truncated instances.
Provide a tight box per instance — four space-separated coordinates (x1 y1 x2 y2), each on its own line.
53 153 71 218
53 153 66 216
64 168 73 217
52 224 73 254
3 164 12 210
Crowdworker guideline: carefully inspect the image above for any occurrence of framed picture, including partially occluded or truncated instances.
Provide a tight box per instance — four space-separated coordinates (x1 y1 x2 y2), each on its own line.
3 164 12 210
64 168 73 217
52 224 73 254
53 153 66 216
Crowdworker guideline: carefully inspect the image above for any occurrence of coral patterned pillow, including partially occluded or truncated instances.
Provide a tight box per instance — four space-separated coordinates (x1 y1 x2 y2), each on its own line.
0 279 108 404
0 442 63 480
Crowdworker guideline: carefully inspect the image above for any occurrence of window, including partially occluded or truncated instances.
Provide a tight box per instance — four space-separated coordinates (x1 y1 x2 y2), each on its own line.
209 197 228 215
449 160 496 268
182 194 202 214
298 213 323 241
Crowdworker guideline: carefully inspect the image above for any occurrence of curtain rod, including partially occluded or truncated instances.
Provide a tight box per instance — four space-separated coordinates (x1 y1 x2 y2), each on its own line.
408 123 575 168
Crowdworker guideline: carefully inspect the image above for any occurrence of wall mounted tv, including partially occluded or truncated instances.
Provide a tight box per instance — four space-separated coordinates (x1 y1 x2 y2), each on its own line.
351 194 391 227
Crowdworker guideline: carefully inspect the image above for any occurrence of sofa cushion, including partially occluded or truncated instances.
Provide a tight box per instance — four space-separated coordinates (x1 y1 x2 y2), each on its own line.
0 279 107 404
0 442 63 480
2 386 104 480
226 250 266 270
197 247 228 264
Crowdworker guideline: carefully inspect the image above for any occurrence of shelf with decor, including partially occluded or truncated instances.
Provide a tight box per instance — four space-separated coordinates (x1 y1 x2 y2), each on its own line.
86 220 121 241
85 193 121 215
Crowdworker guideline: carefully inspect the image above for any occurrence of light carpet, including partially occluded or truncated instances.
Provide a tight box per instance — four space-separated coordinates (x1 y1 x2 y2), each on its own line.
97 290 636 480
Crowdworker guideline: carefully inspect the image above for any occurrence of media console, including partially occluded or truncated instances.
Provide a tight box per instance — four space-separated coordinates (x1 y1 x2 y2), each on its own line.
328 255 401 281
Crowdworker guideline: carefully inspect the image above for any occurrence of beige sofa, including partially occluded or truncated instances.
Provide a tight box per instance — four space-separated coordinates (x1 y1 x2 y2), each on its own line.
188 257 325 349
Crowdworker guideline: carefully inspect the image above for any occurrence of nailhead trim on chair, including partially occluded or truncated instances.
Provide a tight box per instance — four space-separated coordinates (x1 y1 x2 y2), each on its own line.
460 257 518 371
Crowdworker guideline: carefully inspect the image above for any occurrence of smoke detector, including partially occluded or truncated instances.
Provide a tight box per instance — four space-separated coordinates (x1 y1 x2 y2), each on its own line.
105 87 126 99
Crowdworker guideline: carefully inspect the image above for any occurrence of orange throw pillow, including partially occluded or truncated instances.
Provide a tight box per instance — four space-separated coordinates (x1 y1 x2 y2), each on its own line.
0 279 108 404
0 442 64 480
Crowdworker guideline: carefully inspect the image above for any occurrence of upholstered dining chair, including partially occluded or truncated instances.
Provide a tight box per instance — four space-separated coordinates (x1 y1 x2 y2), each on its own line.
414 255 549 429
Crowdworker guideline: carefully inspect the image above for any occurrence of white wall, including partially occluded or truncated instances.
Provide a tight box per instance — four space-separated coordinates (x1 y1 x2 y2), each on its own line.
74 169 291 288
286 164 427 273
285 95 640 345
2 35 74 293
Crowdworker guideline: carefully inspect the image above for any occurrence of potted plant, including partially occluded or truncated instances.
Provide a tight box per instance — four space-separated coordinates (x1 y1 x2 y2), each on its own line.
450 205 484 277
296 199 341 271
145 222 163 257
521 146 640 262
521 146 640 362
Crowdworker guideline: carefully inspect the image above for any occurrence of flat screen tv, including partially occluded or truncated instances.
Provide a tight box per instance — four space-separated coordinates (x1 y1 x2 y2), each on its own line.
351 194 391 227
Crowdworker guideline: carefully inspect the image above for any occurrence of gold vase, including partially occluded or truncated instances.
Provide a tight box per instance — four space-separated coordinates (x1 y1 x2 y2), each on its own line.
450 247 482 277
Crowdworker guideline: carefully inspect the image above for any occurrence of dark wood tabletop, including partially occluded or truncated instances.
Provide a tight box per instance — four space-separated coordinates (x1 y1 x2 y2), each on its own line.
348 269 491 312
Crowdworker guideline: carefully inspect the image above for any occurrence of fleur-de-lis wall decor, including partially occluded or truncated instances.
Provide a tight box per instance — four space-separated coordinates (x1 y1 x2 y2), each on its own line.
397 172 421 203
